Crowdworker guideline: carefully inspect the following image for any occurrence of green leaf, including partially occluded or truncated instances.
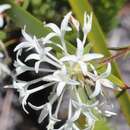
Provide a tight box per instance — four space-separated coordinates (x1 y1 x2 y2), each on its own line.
69 0 130 127
108 74 126 88
0 0 75 54
2 0 50 38
22 0 30 9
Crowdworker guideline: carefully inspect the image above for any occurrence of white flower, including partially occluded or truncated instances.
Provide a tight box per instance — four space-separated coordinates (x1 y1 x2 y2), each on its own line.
15 28 62 73
0 4 11 27
43 65 79 96
45 12 72 55
45 12 72 38
12 11 118 130
60 12 102 76
14 53 56 75
87 63 115 98
25 50 62 73
61 38 103 75
14 27 54 52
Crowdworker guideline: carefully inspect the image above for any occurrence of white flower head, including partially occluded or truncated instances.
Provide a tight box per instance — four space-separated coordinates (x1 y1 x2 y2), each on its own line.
13 11 119 130
0 4 11 27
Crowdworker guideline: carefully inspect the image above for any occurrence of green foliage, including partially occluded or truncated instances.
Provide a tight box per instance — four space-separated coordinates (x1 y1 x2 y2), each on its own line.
26 0 126 34
28 0 70 25
91 0 126 33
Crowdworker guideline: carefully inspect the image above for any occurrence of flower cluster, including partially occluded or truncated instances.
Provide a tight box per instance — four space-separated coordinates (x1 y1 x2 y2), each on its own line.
13 12 120 130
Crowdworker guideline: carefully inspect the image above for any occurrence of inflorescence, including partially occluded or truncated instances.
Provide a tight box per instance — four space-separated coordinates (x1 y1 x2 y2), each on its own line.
13 12 120 130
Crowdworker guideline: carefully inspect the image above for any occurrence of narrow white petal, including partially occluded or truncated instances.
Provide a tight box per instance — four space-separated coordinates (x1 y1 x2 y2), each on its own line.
83 53 104 62
60 55 77 62
0 4 11 13
90 80 102 98
47 52 61 64
57 125 65 130
76 38 84 58
43 75 60 82
83 12 87 32
38 104 50 123
71 110 81 122
35 60 41 73
89 64 98 76
21 95 29 114
56 82 66 96
14 42 32 52
61 12 72 32
87 72 96 81
45 47 52 52
45 23 61 35
13 80 26 89
28 102 45 110
66 26 72 32
52 43 64 51
44 56 61 68
68 99 72 119
100 79 114 89
104 110 117 117
42 32 57 44
29 82 56 94
72 100 80 109
100 63 111 78
25 53 40 61
79 61 88 76
22 27 33 42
